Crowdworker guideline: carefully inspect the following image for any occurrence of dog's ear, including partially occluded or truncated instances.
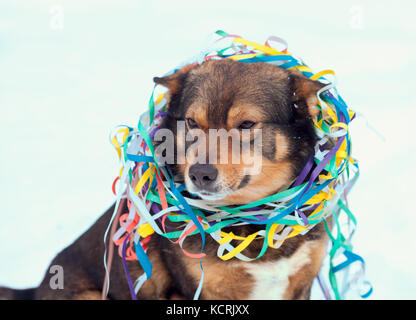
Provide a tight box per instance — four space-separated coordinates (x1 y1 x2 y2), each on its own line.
153 64 195 96
289 70 325 119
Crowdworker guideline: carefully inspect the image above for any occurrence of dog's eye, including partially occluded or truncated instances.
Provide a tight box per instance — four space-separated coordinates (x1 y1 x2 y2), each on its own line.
238 121 256 130
186 118 199 129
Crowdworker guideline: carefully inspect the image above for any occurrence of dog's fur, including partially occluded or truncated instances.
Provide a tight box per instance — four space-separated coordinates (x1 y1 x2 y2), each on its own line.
0 59 330 300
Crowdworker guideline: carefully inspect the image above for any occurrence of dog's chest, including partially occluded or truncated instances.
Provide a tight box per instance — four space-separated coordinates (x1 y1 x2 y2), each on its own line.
243 242 312 299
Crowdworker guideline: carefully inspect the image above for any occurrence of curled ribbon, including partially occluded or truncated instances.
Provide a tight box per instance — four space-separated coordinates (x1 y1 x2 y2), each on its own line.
104 30 371 301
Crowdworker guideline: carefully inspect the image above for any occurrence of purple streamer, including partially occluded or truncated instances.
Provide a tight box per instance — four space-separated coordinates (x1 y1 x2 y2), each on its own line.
297 135 345 203
295 208 309 226
293 155 314 187
121 233 138 300
317 274 332 300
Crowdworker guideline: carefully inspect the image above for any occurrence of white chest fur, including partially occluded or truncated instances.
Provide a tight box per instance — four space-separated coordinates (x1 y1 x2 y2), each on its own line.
244 242 313 299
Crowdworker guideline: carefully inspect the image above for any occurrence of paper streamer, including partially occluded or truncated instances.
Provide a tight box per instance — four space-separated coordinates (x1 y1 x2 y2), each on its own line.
104 30 372 300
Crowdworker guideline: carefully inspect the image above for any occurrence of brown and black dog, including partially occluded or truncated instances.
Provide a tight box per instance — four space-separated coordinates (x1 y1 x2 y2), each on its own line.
0 59 330 300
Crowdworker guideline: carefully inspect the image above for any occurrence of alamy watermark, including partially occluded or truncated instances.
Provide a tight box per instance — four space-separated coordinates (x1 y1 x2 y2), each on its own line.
349 5 365 30
153 121 263 175
49 265 64 290
49 5 64 30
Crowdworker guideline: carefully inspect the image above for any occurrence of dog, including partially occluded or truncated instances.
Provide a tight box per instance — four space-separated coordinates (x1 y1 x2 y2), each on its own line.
0 59 330 300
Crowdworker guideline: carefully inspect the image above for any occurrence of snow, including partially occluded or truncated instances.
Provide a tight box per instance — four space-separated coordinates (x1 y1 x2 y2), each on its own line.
1 0 415 299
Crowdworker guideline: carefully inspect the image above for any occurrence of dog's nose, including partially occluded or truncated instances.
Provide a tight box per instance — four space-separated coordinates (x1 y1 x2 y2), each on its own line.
188 164 218 188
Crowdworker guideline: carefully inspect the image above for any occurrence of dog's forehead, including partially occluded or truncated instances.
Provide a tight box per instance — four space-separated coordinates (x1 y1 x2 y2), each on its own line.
182 60 293 126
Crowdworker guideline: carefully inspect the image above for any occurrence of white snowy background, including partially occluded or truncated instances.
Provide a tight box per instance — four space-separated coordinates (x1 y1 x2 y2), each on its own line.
1 0 415 299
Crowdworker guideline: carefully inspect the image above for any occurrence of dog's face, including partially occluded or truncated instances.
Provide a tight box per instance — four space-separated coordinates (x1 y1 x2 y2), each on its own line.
154 59 323 204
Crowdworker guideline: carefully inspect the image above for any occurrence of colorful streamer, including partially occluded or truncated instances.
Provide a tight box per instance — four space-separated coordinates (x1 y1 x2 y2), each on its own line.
105 30 372 300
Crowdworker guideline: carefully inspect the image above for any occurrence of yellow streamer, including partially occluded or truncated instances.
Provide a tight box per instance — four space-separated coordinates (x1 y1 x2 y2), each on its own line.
219 231 259 261
135 165 155 195
233 37 287 55
138 223 155 238
311 69 335 81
